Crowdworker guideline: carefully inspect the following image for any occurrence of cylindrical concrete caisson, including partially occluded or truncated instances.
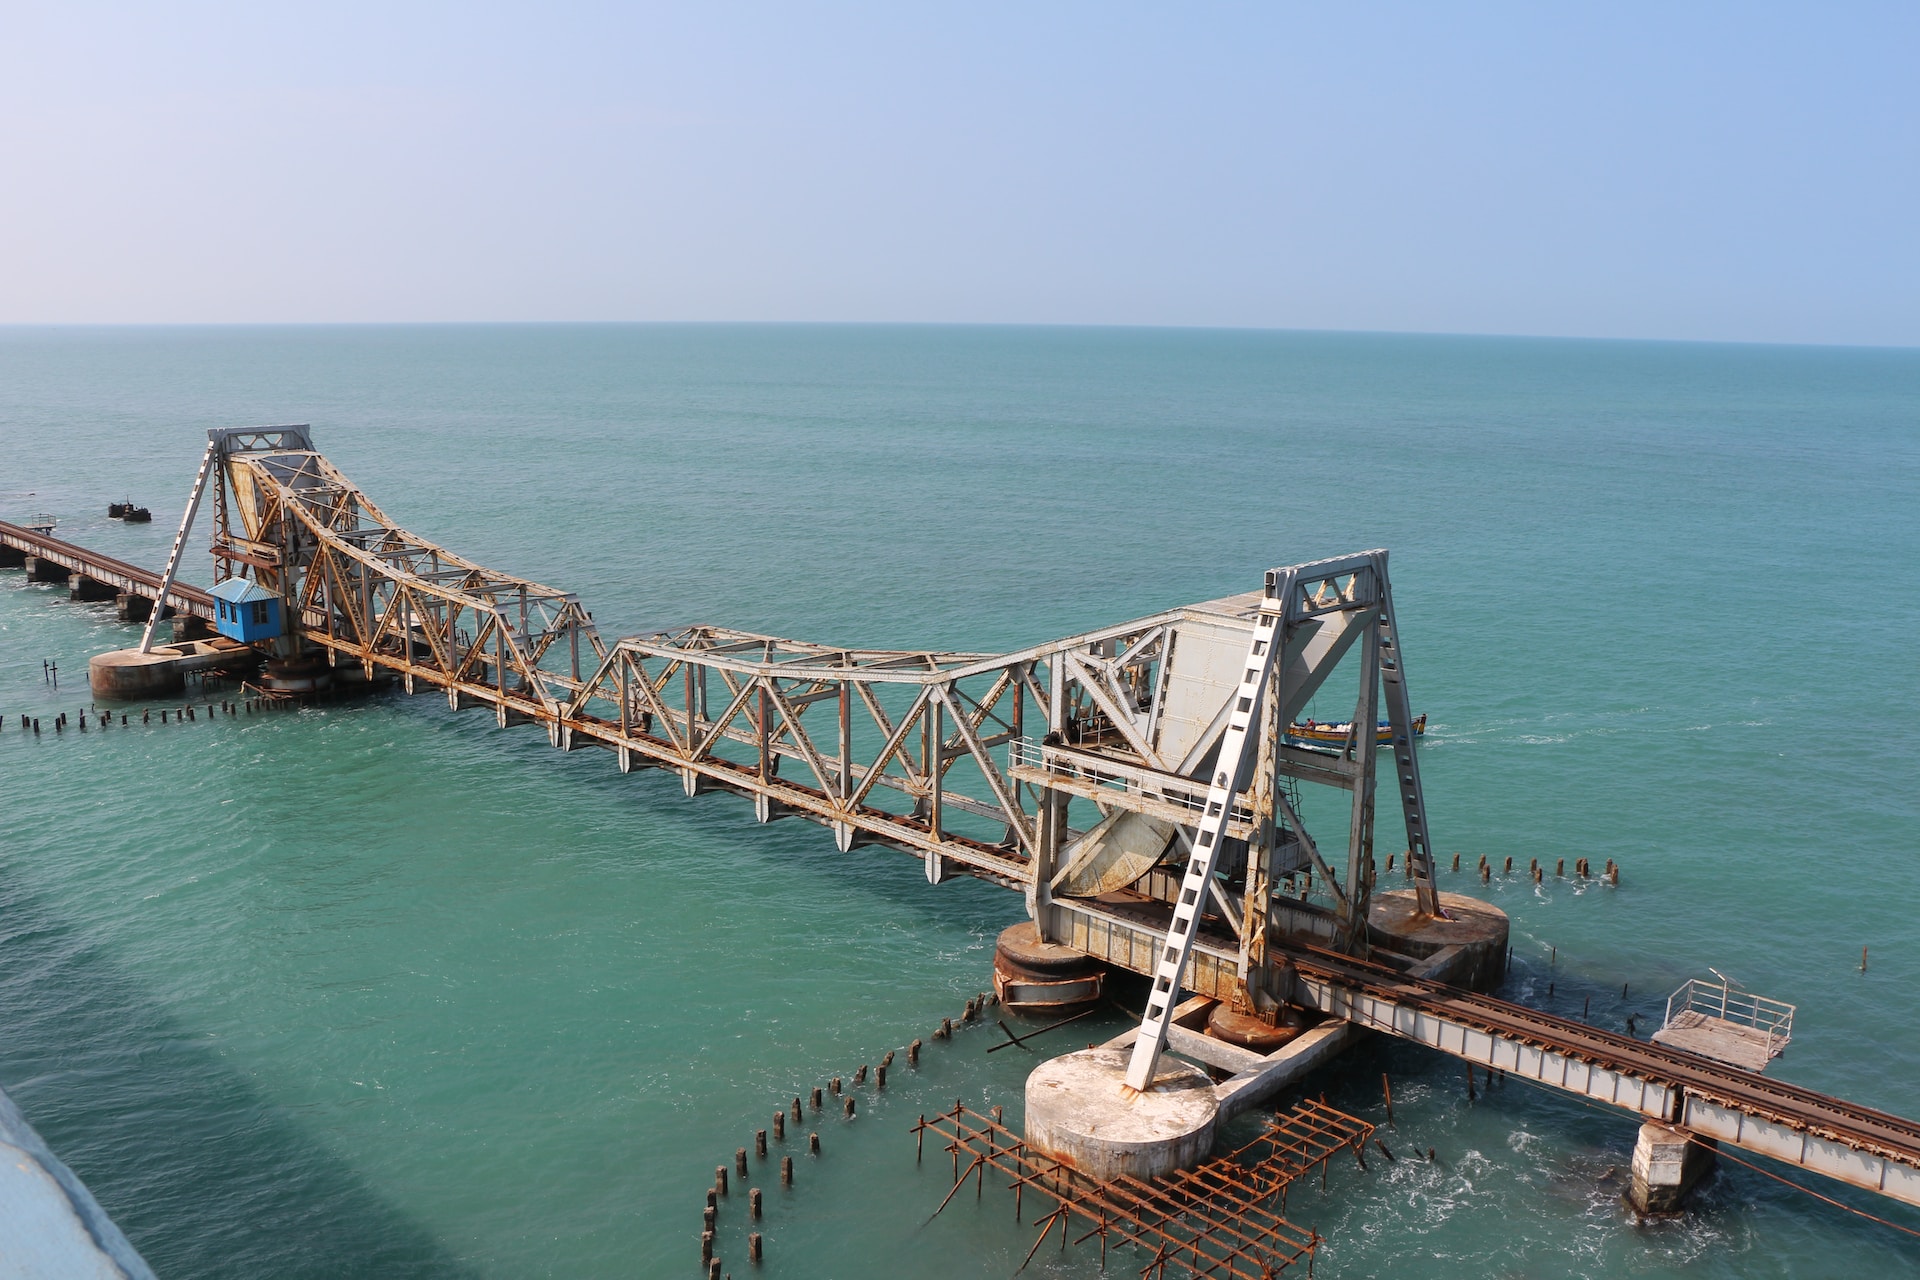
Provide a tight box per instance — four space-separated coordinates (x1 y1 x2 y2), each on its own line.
1025 1046 1218 1182
259 655 333 695
1205 1003 1319 1053
993 922 1103 1015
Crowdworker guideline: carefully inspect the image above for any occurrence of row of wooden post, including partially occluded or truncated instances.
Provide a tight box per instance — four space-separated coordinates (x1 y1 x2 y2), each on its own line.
705 992 986 1271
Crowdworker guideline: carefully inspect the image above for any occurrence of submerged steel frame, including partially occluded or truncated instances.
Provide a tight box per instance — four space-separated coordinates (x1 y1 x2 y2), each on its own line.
910 1099 1373 1278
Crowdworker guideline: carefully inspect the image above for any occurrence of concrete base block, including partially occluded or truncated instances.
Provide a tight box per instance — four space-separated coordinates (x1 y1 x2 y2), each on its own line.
1628 1122 1717 1216
24 557 70 584
170 616 213 642
68 576 116 602
115 594 153 623
0 545 26 568
1025 1046 1218 1183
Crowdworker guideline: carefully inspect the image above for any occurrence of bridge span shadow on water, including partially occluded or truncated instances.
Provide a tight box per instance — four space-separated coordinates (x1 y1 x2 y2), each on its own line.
0 863 481 1280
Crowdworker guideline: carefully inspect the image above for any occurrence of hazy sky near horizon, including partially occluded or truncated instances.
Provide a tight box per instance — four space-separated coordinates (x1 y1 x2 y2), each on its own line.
1 3 1915 344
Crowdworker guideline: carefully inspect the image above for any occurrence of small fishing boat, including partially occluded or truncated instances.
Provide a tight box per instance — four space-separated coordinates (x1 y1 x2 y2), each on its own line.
1285 714 1426 751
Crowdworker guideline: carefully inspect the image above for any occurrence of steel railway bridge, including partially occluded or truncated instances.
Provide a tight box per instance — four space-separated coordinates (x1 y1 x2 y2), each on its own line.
56 426 1920 1218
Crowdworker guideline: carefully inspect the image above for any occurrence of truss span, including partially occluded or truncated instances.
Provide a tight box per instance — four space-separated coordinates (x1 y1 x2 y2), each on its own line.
209 430 1425 931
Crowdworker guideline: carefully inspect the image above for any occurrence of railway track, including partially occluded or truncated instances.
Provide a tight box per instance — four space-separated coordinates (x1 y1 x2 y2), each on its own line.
1285 942 1920 1169
0 518 215 616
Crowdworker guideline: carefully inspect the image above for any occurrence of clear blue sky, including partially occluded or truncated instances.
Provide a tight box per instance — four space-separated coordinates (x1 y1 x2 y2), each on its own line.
1 2 1914 344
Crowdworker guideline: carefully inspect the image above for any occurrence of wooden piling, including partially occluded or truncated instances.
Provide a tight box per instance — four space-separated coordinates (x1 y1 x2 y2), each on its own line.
843 1096 855 1118
909 1039 921 1065
772 1111 784 1140
750 1187 762 1219
1382 1073 1393 1124
749 1232 762 1263
716 1166 728 1196
808 1133 819 1155
781 1156 793 1185
755 1129 767 1158
735 1148 748 1177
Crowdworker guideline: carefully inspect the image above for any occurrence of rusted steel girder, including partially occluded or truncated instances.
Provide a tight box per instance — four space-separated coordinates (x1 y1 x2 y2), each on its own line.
198 429 1443 1003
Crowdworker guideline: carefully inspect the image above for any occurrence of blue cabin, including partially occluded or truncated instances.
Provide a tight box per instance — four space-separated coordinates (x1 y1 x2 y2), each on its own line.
210 577 283 643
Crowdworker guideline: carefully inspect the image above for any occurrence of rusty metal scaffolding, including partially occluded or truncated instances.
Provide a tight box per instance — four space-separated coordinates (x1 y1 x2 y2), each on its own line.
910 1100 1374 1278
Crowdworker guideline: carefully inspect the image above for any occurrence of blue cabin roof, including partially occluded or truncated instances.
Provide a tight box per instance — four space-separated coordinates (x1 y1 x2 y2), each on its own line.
210 577 277 604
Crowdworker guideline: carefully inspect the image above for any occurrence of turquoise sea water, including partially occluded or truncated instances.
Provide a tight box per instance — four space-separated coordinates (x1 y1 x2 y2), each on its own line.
1 325 1917 1278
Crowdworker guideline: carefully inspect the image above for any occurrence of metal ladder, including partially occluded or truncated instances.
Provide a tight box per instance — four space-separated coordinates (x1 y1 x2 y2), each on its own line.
1376 584 1439 915
138 440 220 654
1123 598 1285 1091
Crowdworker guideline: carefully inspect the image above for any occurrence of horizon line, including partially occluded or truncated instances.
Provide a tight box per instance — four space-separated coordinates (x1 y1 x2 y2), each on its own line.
0 318 1915 354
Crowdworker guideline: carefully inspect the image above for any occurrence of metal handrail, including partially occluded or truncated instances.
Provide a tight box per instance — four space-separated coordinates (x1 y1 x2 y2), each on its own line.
1008 736 1258 825
1664 978 1795 1060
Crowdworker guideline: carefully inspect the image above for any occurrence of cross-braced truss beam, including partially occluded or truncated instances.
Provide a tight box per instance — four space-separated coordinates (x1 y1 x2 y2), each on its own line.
202 429 1443 1010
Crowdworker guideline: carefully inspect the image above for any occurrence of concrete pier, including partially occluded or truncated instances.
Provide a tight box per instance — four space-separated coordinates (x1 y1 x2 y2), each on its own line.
116 593 158 623
69 575 118 602
89 639 258 699
0 544 24 568
1025 1046 1218 1182
25 555 70 583
1369 889 1511 992
1628 1122 1717 1215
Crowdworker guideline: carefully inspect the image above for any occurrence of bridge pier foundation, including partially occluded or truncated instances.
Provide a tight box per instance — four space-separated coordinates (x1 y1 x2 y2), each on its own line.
69 575 117 602
0 545 25 568
171 616 213 641
832 821 874 852
25 556 69 583
1627 1122 1717 1216
116 593 155 623
1025 1046 1218 1182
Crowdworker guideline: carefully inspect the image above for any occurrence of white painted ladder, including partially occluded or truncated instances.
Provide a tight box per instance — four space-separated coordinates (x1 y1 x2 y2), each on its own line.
137 440 219 654
1123 596 1285 1091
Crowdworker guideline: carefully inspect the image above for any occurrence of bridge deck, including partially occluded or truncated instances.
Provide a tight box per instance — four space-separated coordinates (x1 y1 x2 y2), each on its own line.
0 519 214 618
1279 943 1920 1208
